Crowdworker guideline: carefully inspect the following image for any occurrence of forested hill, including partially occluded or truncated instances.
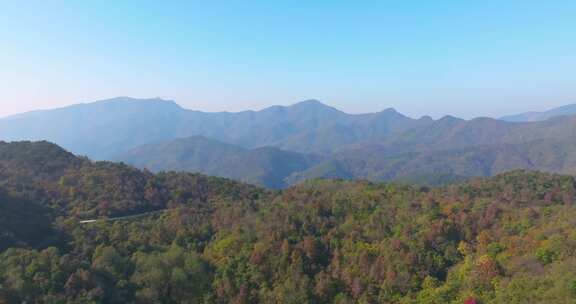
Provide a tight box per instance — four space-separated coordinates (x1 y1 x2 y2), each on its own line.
115 136 322 189
0 141 266 250
1 141 576 303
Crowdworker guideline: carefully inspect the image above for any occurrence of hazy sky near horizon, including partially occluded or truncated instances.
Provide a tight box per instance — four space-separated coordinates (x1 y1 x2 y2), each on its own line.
1 1 575 119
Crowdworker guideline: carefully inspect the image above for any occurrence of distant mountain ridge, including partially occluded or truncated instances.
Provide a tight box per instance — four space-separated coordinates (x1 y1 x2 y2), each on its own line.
117 112 576 187
500 103 576 122
3 97 576 188
0 97 431 159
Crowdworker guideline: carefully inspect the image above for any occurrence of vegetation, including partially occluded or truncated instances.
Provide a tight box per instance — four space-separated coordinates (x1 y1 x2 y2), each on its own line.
116 136 321 189
1 141 576 303
292 137 576 186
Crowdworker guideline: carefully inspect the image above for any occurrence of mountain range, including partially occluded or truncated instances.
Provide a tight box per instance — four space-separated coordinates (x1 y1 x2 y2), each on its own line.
0 97 431 160
2 97 576 188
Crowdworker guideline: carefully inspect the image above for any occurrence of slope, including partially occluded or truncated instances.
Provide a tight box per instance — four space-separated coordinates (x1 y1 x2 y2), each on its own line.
116 136 322 189
290 137 576 186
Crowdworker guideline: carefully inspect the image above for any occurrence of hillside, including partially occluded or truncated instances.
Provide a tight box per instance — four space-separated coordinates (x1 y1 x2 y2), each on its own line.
0 141 265 220
116 136 322 189
1 142 576 303
116 115 576 188
357 115 576 156
115 136 247 173
290 137 576 186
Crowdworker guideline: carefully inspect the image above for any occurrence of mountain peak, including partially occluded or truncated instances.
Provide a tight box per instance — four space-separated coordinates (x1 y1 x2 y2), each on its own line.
277 99 344 115
290 99 330 108
259 99 340 114
437 115 464 124
379 108 402 115
371 107 410 120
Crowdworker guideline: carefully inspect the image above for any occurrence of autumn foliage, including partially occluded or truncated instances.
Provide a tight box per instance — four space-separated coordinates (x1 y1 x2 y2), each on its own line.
1 142 576 303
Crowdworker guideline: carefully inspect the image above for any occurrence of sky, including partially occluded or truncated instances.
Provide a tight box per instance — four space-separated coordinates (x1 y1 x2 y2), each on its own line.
0 1 575 119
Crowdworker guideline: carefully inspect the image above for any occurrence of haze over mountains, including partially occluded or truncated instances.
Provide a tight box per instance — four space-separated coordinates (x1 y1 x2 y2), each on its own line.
500 103 576 122
0 97 431 159
2 97 576 188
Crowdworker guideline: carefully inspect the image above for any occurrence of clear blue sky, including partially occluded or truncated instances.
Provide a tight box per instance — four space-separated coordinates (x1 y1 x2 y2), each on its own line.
1 1 575 118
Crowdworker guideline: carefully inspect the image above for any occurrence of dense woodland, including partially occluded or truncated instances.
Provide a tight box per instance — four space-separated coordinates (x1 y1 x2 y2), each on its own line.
1 141 576 303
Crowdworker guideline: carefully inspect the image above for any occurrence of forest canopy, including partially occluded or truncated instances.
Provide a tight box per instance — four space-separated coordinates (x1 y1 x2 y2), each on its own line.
1 141 576 303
